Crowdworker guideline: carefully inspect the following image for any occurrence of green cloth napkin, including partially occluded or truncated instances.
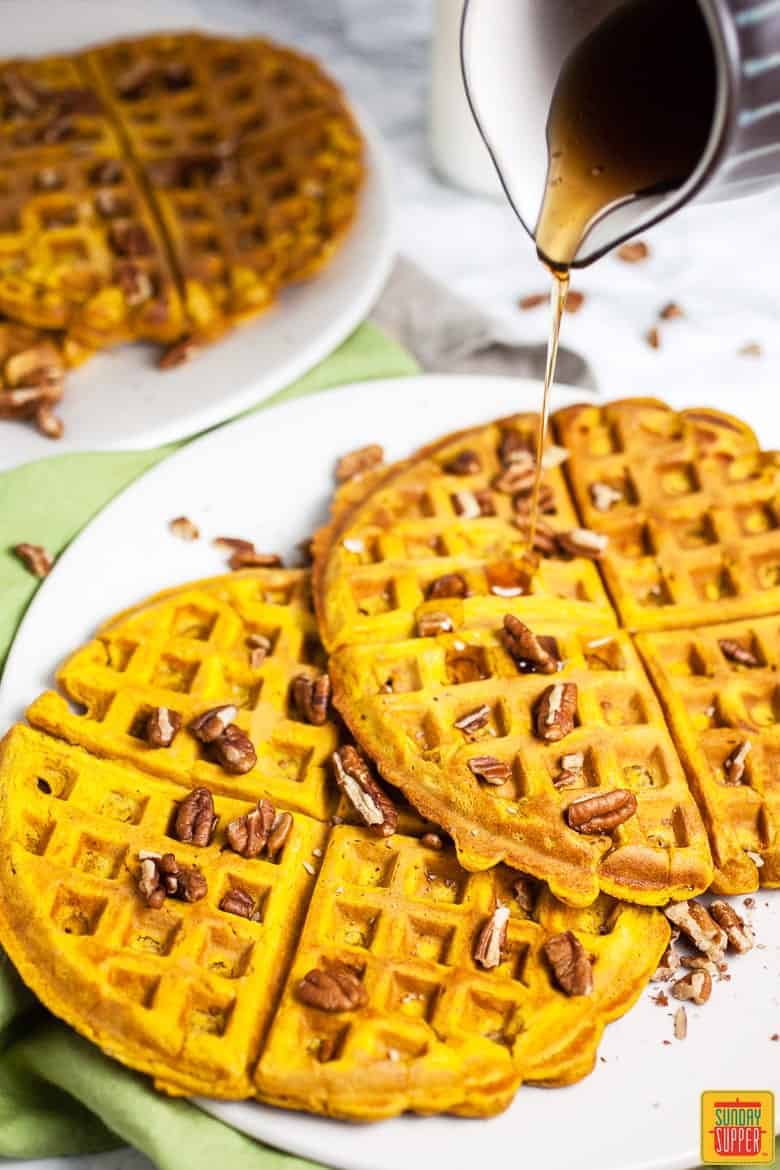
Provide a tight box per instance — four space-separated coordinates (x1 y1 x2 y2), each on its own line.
0 321 416 1170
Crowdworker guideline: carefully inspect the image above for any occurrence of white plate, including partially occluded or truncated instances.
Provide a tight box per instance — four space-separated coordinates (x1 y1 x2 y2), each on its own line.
1 375 778 1170
0 0 394 472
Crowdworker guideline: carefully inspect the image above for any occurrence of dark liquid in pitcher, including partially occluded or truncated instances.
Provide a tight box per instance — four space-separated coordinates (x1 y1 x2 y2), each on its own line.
527 0 717 547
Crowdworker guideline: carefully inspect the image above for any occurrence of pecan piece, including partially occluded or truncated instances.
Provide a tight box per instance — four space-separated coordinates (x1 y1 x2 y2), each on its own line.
416 610 454 637
468 755 511 786
673 1005 687 1039
13 542 54 578
335 444 383 484
671 970 712 1005
724 740 751 785
709 900 754 954
137 851 207 906
541 445 569 470
190 705 237 743
665 901 727 962
267 811 294 860
653 934 681 982
534 682 577 742
159 336 200 369
145 706 182 749
557 528 608 559
617 240 650 263
514 516 559 557
519 292 549 311
332 746 397 837
494 457 536 495
591 482 623 512
427 573 468 600
169 515 199 541
34 404 64 440
512 874 538 913
566 789 637 834
503 615 558 674
116 262 154 306
219 887 260 920
211 724 257 774
137 855 165 909
421 832 444 851
291 673 331 726
247 633 272 667
718 639 760 668
474 905 509 970
444 449 482 476
109 220 154 257
228 547 283 571
298 962 368 1012
543 931 593 996
175 787 218 847
554 751 585 789
454 705 491 736
452 488 495 518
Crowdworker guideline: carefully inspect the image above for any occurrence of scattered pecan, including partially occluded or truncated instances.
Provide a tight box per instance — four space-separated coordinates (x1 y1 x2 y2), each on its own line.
709 900 754 954
503 615 558 674
512 874 537 913
566 789 637 834
175 787 218 847
416 610 454 637
494 454 536 495
514 516 559 557
212 537 254 553
110 220 153 257
671 970 712 1005
177 865 209 902
617 240 650 263
739 342 762 357
660 302 684 320
211 724 257 774
665 901 727 962
444 449 481 476
653 934 681 981
137 855 165 909
474 905 509 970
34 404 64 439
420 832 444 851
228 547 283 571
454 705 491 736
335 443 383 484
190 705 237 743
543 931 593 996
718 639 760 668
116 262 154 306
219 887 260 920
485 561 532 597
534 682 577 742
468 755 511 786
169 515 199 541
566 290 585 314
673 1005 688 1039
541 445 569 470
427 573 468 600
723 740 751 785
499 431 532 467
554 751 585 789
332 746 397 837
291 673 331 725
518 292 549 311
646 326 661 350
158 336 200 370
557 528 608 559
145 706 182 749
298 962 368 1012
453 488 495 518
13 542 54 578
247 632 272 667
591 482 623 512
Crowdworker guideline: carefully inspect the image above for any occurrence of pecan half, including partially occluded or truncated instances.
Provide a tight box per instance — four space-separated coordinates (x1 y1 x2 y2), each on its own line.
226 798 275 858
724 740 751 785
335 444 383 484
298 962 368 1011
617 240 650 263
332 746 397 837
138 855 165 908
566 789 636 834
13 542 54 578
514 482 555 515
514 516 559 557
709 900 754 954
534 682 577 742
175 787 218 847
474 905 509 970
145 706 182 748
211 724 257 774
454 705 491 736
444 449 482 476
660 302 684 320
219 887 260 920
34 404 64 439
417 610 454 637
291 673 331 726
665 901 727 962
543 931 593 996
427 573 468 600
503 615 558 674
718 639 760 668
671 970 712 1005
468 755 511 786
190 705 237 743
557 528 608 559
169 515 199 541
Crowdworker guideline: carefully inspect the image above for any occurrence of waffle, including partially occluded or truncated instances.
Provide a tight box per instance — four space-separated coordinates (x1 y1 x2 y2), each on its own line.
0 569 668 1117
637 615 780 893
554 398 780 632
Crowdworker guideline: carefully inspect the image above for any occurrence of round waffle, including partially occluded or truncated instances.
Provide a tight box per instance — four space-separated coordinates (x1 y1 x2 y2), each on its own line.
0 570 668 1118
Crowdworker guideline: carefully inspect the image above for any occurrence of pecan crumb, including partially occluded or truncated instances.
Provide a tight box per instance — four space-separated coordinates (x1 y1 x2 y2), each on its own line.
723 740 751 785
427 573 468 600
13 542 54 578
543 931 593 996
468 755 511 786
190 704 237 743
332 746 397 837
158 336 200 370
291 673 331 725
503 615 558 674
672 970 712 1005
591 482 623 512
169 515 199 541
474 905 509 970
518 292 549 311
416 610 454 637
175 787 218 847
557 528 608 559
298 961 368 1011
646 326 661 350
211 724 257 774
444 449 482 476
335 444 383 484
566 789 637 834
618 240 650 263
739 341 762 357
673 1005 688 1039
718 638 760 668
145 706 182 748
534 682 577 742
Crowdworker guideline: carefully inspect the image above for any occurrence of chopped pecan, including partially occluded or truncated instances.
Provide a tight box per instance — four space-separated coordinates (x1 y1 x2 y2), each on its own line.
485 560 531 597
671 970 712 1005
718 639 760 668
291 673 331 726
541 445 569 470
453 488 495 518
211 724 257 774
665 901 727 962
554 751 585 789
518 292 549 311
219 887 260 920
444 449 481 476
298 962 368 1012
653 934 681 981
591 482 623 512
566 789 636 834
417 610 454 637
454 705 491 736
116 262 154 306
512 874 538 913
494 456 536 495
617 240 650 263
34 404 64 439
109 220 154 257
247 632 272 667
468 755 511 786
427 573 468 600
543 931 593 996
169 515 199 541
226 798 275 858
499 430 532 467
557 528 608 559
420 832 444 851
159 336 200 369
503 615 558 674
177 866 208 903
566 290 585 314
228 547 283 571
709 900 754 954
739 341 762 357
673 1005 688 1039
190 705 237 744
681 955 722 977
646 326 661 350
660 302 684 320
332 746 397 837
175 787 218 847
335 443 383 484
13 542 54 578
145 706 182 748
474 905 509 970
724 740 751 785
534 682 577 742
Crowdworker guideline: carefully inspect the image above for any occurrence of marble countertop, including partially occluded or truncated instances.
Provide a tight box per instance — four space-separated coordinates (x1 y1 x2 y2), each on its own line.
4 3 780 1168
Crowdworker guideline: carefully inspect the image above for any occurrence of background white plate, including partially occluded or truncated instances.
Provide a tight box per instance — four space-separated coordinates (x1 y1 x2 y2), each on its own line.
0 0 394 472
1 376 777 1170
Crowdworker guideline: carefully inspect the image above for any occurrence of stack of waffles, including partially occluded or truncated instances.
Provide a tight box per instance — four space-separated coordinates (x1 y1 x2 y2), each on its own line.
0 396 774 1121
0 32 364 437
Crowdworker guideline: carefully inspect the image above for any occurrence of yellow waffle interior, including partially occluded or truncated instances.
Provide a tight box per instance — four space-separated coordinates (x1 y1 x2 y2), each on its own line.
0 569 668 1117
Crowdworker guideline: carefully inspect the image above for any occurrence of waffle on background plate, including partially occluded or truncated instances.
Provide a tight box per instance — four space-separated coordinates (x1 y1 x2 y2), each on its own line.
0 570 668 1119
0 31 364 437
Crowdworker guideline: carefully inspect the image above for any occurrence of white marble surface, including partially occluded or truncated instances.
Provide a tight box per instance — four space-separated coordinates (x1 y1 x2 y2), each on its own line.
4 3 780 1168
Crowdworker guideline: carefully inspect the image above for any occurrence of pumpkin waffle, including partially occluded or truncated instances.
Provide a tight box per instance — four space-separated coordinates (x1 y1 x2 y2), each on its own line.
637 615 780 894
554 398 780 632
0 569 668 1118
